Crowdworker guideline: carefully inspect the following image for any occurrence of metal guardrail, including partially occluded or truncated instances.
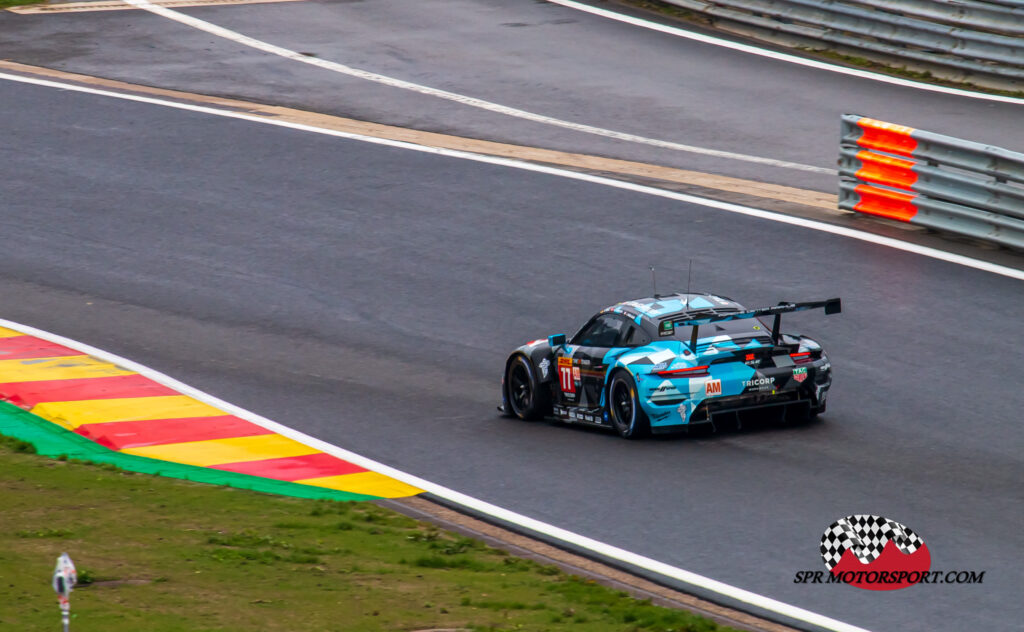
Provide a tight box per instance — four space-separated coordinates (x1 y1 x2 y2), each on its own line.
660 0 1024 88
849 0 1024 36
839 114 1024 250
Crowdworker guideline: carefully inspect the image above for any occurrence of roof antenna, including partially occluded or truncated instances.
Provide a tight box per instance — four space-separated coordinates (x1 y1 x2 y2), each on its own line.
685 258 693 309
650 265 659 298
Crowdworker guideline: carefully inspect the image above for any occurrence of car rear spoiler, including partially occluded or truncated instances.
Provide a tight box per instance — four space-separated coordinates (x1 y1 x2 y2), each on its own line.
673 298 842 351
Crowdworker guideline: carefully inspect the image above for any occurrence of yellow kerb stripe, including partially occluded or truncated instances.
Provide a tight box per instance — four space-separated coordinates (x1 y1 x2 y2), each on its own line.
0 355 135 383
0 327 25 338
31 396 225 430
122 434 321 467
294 471 422 498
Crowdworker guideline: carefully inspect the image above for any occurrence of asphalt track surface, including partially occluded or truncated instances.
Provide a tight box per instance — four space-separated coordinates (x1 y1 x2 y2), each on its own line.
5 75 1023 631
4 0 1024 192
1 1 1022 631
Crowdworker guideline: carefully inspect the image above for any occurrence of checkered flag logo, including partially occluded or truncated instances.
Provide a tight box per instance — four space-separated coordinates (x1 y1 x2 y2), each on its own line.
820 514 924 571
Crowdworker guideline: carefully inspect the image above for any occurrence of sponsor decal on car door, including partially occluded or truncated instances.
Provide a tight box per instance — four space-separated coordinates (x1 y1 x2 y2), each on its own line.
558 356 575 395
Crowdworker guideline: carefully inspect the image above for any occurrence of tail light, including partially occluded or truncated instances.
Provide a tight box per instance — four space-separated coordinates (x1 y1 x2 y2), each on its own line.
790 351 820 365
656 365 710 378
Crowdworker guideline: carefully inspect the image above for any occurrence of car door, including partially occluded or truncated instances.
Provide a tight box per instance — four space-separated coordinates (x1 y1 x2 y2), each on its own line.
558 314 630 409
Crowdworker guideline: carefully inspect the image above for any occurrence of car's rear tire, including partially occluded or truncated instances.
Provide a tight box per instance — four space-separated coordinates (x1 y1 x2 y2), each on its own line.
807 396 826 421
505 355 550 421
607 371 649 439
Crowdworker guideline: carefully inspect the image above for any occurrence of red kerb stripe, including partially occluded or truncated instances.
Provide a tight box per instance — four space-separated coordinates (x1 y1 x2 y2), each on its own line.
209 452 367 481
0 374 179 407
0 337 83 360
75 415 273 450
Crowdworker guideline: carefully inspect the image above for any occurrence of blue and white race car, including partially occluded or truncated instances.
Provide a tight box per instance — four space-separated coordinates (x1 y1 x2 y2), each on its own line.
500 293 840 438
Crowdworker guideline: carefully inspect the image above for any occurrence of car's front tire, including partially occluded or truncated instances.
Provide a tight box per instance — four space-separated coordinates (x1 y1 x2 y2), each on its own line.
607 371 649 439
505 354 550 421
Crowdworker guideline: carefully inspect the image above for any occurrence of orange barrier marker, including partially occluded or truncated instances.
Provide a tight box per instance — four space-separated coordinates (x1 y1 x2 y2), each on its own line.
855 118 918 157
854 150 918 190
851 184 918 222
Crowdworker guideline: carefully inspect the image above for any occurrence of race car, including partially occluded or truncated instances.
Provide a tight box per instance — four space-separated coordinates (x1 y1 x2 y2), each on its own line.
500 292 840 438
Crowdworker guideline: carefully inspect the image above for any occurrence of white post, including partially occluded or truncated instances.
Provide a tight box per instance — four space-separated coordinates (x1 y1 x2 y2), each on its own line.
52 553 77 632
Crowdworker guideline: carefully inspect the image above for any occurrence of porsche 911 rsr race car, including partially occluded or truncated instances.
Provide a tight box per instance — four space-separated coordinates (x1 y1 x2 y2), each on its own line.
500 293 840 438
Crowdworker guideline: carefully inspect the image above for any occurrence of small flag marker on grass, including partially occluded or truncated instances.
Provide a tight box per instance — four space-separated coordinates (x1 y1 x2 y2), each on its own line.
52 553 77 632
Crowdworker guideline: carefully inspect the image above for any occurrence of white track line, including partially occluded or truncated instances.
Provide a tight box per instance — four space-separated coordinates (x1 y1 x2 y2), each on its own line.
3 70 1023 284
117 0 830 174
0 315 872 632
548 0 1024 105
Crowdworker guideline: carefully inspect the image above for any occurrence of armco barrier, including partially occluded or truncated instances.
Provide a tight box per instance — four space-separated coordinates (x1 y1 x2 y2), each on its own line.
838 114 1024 250
660 0 1024 88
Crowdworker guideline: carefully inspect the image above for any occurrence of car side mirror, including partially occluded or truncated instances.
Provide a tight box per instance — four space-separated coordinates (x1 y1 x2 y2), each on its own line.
548 334 567 348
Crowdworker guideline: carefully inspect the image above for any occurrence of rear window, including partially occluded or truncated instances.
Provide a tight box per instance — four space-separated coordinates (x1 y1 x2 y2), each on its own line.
656 317 772 343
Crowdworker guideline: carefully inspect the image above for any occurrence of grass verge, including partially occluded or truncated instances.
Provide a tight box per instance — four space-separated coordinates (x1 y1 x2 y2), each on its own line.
0 432 738 631
0 0 46 9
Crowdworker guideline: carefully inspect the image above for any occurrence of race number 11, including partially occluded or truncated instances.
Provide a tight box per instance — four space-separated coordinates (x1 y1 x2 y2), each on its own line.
558 358 575 394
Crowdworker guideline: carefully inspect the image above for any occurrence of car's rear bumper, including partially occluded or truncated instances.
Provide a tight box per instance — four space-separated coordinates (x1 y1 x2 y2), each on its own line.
646 378 829 433
650 394 814 434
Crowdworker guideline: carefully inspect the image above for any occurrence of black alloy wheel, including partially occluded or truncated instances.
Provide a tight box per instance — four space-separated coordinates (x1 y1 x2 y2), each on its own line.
506 355 549 420
607 371 649 439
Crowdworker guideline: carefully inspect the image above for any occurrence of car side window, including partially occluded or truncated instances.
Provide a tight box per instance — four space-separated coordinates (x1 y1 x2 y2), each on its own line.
621 324 651 347
574 314 627 347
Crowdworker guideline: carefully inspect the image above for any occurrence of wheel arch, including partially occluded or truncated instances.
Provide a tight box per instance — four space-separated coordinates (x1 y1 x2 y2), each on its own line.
504 350 553 420
509 343 557 383
605 367 649 438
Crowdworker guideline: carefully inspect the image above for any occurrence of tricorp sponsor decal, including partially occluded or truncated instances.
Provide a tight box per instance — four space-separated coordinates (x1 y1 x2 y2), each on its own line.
793 514 985 590
704 379 722 396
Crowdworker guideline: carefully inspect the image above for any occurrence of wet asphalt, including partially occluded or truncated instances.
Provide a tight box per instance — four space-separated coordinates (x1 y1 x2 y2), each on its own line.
1 2 1022 630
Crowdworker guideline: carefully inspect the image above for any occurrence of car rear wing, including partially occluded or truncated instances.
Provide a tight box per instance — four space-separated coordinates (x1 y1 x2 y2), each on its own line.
672 298 842 351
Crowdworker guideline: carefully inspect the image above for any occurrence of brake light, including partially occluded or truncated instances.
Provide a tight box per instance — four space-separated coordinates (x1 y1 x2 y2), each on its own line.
790 351 815 364
656 365 710 378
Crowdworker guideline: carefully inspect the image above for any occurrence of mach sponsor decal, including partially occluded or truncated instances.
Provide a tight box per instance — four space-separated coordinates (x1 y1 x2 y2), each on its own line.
793 514 985 590
538 357 550 379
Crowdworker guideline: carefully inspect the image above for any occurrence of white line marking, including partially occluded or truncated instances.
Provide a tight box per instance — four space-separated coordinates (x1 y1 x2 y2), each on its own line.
3 69 1022 285
548 0 1024 105
117 0 831 174
0 316 872 632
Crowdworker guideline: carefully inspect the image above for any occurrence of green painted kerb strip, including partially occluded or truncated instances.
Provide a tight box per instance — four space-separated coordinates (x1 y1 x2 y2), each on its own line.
0 401 377 502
